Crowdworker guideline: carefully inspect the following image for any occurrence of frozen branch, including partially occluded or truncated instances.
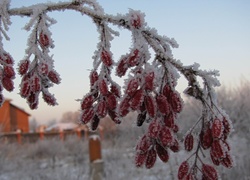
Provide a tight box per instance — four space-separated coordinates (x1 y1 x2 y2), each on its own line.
0 1 234 179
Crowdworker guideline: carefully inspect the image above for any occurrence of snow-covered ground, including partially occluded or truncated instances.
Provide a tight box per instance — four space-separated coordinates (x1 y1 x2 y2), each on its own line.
0 131 249 180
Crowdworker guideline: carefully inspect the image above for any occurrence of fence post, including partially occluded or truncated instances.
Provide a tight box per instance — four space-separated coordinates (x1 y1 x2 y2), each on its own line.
39 129 44 140
16 129 22 144
59 129 64 141
84 129 88 141
76 128 81 139
89 132 104 180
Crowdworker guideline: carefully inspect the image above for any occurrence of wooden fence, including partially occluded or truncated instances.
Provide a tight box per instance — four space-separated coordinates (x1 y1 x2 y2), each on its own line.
0 129 88 144
1 129 105 179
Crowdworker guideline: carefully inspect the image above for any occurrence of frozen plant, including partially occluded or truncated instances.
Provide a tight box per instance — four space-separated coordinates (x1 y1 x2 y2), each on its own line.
0 0 234 179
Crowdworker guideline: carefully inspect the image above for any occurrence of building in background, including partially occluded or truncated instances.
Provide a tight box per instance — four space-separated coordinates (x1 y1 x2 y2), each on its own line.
0 99 30 133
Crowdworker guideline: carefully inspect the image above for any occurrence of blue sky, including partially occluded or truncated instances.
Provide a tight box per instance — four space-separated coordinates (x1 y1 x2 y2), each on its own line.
3 0 250 124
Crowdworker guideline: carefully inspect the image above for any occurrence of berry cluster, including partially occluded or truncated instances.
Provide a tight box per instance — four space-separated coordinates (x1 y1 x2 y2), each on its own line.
178 161 219 180
80 68 121 130
0 52 15 105
178 116 233 179
82 10 184 167
133 82 183 168
80 14 124 129
18 14 60 109
203 117 233 168
114 16 184 167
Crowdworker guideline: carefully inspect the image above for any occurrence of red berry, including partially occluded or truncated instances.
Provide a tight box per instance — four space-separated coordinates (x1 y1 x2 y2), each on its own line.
81 94 94 110
39 63 49 75
107 93 117 110
128 49 139 67
39 32 50 47
42 91 57 106
110 84 120 97
169 138 180 152
158 126 173 147
156 94 170 115
131 13 142 29
184 133 194 151
169 91 182 113
0 53 14 64
210 150 220 166
135 151 147 168
136 134 151 153
81 108 95 124
91 115 100 131
211 140 225 159
2 77 14 91
99 79 109 96
200 126 213 150
145 148 157 169
20 81 30 98
119 96 130 117
162 84 171 99
18 59 30 75
178 161 189 180
29 95 38 109
130 89 144 110
148 119 161 138
145 71 154 91
3 66 15 79
144 95 156 118
116 56 128 77
96 100 107 118
221 153 233 168
90 70 99 86
48 70 61 84
164 113 175 128
202 164 218 180
27 92 37 104
108 110 121 124
126 78 139 96
156 143 169 163
101 50 112 67
212 118 223 138
32 75 41 92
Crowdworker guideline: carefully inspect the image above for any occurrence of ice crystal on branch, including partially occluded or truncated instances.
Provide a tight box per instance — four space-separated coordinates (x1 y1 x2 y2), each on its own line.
0 0 234 179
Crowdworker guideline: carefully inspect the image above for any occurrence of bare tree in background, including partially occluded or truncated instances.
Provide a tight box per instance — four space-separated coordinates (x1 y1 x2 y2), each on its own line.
217 78 250 138
60 111 80 123
0 0 235 179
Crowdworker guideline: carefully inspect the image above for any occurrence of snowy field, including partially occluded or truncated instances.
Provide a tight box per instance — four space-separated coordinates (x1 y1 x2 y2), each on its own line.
0 129 249 180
